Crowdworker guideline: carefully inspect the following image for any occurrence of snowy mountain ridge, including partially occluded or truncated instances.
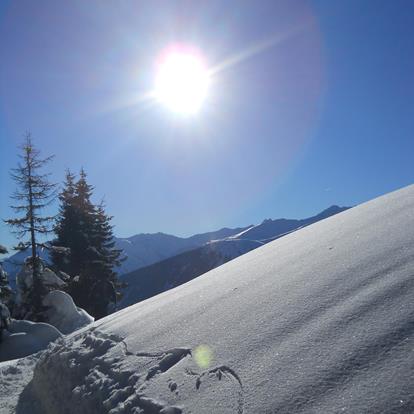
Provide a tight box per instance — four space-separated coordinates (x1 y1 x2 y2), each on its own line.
230 204 348 241
114 226 249 274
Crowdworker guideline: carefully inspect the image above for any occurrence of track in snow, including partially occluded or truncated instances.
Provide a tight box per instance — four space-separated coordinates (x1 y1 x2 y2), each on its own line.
16 328 243 414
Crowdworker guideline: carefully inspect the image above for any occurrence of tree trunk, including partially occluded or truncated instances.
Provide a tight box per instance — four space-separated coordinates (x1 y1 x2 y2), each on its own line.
27 152 42 319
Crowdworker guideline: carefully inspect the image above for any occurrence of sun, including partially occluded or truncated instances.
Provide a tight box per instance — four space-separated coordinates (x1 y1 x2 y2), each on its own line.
154 48 210 115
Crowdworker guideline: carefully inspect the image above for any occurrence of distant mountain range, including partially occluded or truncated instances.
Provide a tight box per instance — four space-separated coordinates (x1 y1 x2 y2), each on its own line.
118 205 350 309
114 226 249 274
2 205 350 306
2 227 248 288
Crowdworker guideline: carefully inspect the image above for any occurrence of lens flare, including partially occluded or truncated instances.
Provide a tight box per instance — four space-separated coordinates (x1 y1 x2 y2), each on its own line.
194 345 213 369
154 47 209 115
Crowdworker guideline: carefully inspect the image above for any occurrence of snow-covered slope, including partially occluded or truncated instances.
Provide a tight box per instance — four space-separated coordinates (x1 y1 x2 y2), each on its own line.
7 185 414 413
119 206 348 310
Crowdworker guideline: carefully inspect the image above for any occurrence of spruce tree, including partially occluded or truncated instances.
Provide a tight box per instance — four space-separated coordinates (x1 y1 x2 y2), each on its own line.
52 169 123 318
87 202 123 318
51 169 77 275
4 133 56 319
72 168 97 278
52 169 94 307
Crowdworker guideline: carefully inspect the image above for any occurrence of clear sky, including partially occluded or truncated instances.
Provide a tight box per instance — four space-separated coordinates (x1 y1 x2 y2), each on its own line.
1 0 413 252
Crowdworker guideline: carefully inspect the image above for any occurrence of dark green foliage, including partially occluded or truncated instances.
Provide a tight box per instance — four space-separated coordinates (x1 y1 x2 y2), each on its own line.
52 169 123 318
50 170 77 275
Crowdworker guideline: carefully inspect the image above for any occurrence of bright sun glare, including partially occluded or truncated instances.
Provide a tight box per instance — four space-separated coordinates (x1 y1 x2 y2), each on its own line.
154 49 210 115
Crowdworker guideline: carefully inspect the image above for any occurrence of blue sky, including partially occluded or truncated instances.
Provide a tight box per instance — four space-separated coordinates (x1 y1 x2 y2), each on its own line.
1 0 413 252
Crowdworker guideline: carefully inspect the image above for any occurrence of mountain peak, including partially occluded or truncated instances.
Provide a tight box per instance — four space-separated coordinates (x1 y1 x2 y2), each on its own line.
316 205 350 219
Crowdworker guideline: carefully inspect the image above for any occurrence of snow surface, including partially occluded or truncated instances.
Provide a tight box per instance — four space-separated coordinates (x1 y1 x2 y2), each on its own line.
2 185 414 413
0 355 37 413
43 290 94 335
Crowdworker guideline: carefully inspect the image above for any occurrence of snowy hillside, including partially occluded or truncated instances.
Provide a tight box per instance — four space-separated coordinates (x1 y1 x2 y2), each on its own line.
3 185 413 413
119 206 348 309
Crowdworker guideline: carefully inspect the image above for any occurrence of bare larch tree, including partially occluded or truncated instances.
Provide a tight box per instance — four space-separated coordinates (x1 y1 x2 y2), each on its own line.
5 133 57 319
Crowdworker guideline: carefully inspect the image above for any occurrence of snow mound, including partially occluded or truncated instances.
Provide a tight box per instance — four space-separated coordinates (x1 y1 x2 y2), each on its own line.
17 265 66 291
43 290 94 334
0 319 62 362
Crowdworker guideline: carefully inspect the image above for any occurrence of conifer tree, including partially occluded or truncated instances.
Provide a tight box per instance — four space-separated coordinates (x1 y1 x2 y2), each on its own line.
72 168 97 277
52 169 94 306
51 170 77 275
5 133 57 319
87 202 123 318
52 169 123 318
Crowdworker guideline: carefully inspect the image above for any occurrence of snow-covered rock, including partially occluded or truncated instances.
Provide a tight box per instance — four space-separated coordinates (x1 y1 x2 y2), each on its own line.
0 319 62 362
5 184 413 413
16 263 66 293
2 247 50 290
43 290 94 334
14 262 68 319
